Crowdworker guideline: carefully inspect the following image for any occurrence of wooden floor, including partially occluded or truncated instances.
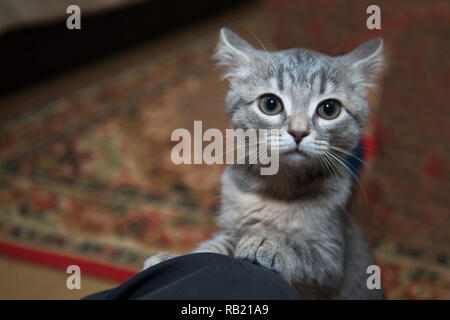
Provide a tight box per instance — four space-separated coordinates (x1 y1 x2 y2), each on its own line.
0 255 119 299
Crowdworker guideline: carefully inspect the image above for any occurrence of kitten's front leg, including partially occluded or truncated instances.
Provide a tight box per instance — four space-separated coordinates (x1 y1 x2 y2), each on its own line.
143 233 235 270
194 232 236 256
234 234 297 284
143 252 177 270
235 234 344 298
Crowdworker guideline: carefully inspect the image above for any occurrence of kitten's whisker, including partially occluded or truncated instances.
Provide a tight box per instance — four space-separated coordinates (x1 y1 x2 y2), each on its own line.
235 147 260 164
322 153 341 179
318 155 332 178
327 145 370 168
214 140 260 159
246 26 279 79
325 151 369 205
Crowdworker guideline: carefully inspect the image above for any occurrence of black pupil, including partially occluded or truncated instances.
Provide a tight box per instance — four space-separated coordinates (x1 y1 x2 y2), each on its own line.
322 101 336 116
265 96 278 111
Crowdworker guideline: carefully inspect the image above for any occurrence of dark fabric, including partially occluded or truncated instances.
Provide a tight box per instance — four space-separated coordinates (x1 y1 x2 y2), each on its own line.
83 253 299 300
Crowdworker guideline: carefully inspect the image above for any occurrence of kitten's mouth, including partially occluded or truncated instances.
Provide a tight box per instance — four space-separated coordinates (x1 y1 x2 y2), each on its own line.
283 148 308 158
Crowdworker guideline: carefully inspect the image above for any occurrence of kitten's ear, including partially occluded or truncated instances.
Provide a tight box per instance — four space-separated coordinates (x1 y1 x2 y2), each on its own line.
214 28 255 79
344 38 384 87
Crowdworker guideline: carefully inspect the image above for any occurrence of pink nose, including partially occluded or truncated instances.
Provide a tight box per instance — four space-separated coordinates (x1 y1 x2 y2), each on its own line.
287 129 309 144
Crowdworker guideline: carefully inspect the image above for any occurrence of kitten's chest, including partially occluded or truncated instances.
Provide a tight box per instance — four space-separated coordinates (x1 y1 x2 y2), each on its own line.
219 186 331 236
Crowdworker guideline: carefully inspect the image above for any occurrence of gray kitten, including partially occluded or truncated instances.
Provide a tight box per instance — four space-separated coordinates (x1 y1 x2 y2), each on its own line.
144 28 385 299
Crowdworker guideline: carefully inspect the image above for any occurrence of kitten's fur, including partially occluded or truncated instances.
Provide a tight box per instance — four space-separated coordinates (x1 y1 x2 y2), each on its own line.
144 28 385 299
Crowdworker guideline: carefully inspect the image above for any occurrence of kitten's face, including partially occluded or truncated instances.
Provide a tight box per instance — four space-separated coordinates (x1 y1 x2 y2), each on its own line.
216 28 383 170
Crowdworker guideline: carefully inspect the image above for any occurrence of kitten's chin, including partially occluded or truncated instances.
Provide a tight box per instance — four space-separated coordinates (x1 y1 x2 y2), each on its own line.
279 149 310 166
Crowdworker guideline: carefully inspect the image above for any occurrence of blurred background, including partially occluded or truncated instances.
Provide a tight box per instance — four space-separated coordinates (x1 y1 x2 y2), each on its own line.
0 0 448 299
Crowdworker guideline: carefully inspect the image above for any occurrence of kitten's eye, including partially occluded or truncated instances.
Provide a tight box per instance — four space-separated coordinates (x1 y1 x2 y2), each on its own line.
316 99 341 120
258 94 283 115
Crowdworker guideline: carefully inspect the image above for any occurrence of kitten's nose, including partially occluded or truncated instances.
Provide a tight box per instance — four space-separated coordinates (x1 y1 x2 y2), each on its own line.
287 129 309 144
288 114 310 144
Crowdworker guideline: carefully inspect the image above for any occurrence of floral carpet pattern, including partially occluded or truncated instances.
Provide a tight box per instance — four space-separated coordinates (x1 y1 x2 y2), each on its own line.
0 0 449 299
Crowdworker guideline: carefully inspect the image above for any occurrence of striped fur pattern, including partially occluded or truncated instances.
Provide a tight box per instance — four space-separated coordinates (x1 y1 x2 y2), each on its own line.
144 28 385 299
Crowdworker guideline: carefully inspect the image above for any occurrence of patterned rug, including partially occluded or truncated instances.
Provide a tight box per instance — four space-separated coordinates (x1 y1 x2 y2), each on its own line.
0 0 449 299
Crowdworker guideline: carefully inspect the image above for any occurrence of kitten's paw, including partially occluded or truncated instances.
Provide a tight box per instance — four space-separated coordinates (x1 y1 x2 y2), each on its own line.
143 252 176 270
235 235 295 283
